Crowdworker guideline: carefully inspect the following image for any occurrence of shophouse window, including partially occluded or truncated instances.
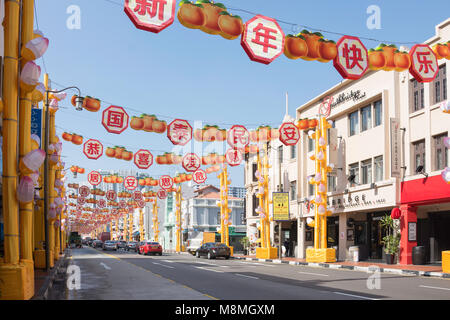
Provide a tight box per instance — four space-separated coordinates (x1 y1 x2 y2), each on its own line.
433 64 447 104
373 100 382 127
433 133 448 171
291 144 296 159
290 181 296 201
412 139 426 173
252 163 258 182
278 146 283 164
349 110 359 136
361 159 372 185
327 174 336 192
348 163 359 186
410 79 425 112
360 105 372 132
252 194 258 216
308 175 315 196
308 137 315 152
374 155 383 182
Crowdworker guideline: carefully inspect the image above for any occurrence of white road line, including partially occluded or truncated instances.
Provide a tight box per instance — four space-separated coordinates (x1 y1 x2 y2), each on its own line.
235 274 259 280
297 271 329 277
195 267 225 273
333 292 379 300
161 260 176 263
419 285 450 291
100 262 111 270
152 262 175 269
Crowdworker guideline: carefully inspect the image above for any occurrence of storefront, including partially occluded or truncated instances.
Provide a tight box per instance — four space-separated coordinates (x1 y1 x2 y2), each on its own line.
400 175 450 264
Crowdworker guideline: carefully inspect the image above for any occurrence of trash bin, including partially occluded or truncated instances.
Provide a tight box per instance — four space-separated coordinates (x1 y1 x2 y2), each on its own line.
349 246 359 262
412 246 426 265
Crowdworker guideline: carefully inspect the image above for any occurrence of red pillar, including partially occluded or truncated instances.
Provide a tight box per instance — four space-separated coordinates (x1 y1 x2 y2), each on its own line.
399 204 417 265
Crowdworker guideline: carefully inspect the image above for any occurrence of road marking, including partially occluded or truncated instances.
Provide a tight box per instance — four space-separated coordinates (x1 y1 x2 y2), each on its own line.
161 260 176 263
419 285 450 291
333 292 379 300
204 293 219 300
235 274 259 280
237 261 274 267
152 262 175 269
100 262 111 270
195 267 225 273
297 271 329 277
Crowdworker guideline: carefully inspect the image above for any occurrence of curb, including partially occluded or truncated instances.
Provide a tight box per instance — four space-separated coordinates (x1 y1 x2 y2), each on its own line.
32 249 72 300
231 256 450 279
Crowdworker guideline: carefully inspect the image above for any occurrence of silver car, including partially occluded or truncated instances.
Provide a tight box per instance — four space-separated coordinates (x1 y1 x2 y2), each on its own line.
103 240 118 251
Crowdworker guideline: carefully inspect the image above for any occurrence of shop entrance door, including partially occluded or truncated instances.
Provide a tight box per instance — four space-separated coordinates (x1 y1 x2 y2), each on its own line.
369 213 387 260
430 212 450 262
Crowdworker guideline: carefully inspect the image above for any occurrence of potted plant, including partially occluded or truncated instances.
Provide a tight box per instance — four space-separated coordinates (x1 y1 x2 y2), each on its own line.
240 236 250 255
380 214 400 264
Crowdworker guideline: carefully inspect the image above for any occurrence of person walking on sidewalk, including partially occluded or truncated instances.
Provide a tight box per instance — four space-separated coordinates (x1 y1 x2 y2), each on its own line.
284 239 290 257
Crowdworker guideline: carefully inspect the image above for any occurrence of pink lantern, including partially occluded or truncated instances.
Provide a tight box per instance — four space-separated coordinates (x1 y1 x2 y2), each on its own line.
48 204 57 219
49 153 59 164
318 137 326 147
315 195 322 204
49 99 59 111
21 36 49 61
54 220 60 228
442 167 450 184
318 183 326 193
20 61 41 93
318 205 326 215
444 137 450 149
315 172 322 182
17 176 34 203
20 149 45 174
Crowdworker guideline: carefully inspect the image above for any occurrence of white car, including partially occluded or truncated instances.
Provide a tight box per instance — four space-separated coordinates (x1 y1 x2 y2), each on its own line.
186 238 203 255
102 240 118 251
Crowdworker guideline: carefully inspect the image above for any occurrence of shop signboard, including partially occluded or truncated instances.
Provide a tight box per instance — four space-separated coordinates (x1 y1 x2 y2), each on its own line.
272 192 290 221
390 117 401 178
328 127 338 173
30 108 43 147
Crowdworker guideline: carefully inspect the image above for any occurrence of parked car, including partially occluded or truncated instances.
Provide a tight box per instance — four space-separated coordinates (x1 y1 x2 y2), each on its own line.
126 241 138 251
103 240 118 251
117 241 127 250
88 239 95 247
136 241 145 253
139 241 162 256
92 240 103 248
196 242 230 259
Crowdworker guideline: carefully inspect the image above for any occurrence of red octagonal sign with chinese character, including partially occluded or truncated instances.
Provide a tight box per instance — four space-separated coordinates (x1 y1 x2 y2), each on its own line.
409 44 439 83
182 153 201 172
106 190 117 201
279 122 300 146
124 0 176 34
225 148 243 167
87 171 102 186
227 125 250 150
102 105 129 134
83 139 103 160
159 175 173 190
157 188 168 199
134 149 153 169
167 119 192 146
193 169 207 184
241 15 285 65
124 176 138 191
333 35 368 80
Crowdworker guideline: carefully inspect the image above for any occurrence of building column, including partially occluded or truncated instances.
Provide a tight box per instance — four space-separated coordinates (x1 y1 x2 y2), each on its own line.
297 217 305 259
399 204 417 265
339 212 347 262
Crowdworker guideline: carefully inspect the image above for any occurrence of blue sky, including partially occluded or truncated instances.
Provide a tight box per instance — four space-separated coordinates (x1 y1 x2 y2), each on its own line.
35 0 450 188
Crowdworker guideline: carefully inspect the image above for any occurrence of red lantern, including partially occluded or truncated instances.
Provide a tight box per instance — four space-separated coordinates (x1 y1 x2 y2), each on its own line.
391 207 401 220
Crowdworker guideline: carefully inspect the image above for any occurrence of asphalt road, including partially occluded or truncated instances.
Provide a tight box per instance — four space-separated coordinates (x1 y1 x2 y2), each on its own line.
51 246 450 300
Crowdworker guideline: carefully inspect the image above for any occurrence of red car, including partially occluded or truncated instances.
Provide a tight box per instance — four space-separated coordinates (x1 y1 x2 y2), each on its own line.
139 241 163 256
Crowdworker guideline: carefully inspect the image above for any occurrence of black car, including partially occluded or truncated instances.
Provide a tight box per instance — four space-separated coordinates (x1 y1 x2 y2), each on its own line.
117 241 127 250
92 240 103 248
196 242 231 259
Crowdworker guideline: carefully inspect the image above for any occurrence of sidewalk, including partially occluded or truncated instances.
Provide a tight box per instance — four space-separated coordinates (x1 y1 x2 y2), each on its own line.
33 249 71 300
232 254 450 279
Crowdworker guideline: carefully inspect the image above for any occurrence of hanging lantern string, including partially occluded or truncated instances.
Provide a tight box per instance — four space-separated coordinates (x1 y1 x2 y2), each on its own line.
50 79 280 127
54 125 170 154
99 0 418 45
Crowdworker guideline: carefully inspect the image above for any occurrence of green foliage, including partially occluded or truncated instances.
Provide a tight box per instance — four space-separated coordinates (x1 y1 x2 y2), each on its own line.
379 214 401 255
239 236 250 249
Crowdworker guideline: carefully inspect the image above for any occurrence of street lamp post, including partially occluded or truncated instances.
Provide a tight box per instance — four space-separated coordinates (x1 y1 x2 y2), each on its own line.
43 83 82 270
